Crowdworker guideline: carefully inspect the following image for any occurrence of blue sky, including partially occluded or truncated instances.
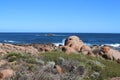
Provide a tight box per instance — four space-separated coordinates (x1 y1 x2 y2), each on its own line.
0 0 120 33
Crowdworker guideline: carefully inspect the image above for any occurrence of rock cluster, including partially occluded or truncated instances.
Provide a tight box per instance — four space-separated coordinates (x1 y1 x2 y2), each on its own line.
0 43 39 55
100 46 120 63
61 35 120 63
31 44 55 52
61 36 95 56
0 43 55 55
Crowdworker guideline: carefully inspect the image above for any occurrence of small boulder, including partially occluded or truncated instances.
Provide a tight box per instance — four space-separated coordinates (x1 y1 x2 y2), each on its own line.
54 65 62 74
0 69 15 79
0 60 7 67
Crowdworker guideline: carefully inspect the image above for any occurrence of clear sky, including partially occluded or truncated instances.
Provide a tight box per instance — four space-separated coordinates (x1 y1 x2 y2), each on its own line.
0 0 120 33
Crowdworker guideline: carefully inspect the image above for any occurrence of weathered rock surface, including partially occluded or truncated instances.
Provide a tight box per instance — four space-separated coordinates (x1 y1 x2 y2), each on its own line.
110 77 120 80
0 43 56 55
91 45 101 56
100 46 120 63
62 36 94 56
65 36 84 51
62 46 77 54
31 44 56 52
0 69 14 79
80 45 95 57
0 60 7 67
0 43 39 55
54 65 62 74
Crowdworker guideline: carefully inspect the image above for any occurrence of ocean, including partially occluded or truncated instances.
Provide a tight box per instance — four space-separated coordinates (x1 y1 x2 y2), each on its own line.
0 33 120 49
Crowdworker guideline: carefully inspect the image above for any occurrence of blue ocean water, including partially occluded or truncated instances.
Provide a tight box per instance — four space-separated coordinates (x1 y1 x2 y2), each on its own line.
0 33 120 48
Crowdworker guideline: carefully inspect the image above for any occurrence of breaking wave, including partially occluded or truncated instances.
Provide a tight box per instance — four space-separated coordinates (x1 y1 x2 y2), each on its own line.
54 39 65 46
4 40 19 43
102 43 120 47
54 40 120 48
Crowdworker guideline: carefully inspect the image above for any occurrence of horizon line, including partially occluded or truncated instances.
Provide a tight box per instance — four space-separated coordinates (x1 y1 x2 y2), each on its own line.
0 32 120 34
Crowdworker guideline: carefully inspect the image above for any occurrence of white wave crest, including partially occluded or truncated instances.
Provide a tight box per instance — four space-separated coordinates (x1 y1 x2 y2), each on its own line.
54 39 65 46
103 43 120 47
4 40 17 43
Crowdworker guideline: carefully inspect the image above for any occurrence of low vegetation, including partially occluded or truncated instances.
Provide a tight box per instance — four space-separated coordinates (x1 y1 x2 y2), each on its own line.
0 51 120 80
41 51 120 80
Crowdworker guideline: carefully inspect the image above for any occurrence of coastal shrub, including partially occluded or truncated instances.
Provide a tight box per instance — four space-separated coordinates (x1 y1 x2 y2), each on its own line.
7 52 26 58
26 58 37 64
41 51 120 80
6 52 27 62
7 52 19 57
2 51 120 80
99 60 120 79
40 50 87 63
27 64 35 71
86 60 105 72
84 59 120 80
8 56 17 62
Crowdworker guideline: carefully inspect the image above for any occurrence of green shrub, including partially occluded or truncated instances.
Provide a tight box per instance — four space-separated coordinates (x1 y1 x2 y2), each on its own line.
41 51 120 80
8 56 17 62
6 52 27 62
27 64 35 71
26 58 36 64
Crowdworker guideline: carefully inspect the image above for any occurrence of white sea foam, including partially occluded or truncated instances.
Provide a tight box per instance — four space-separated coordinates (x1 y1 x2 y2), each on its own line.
54 39 120 48
85 43 120 48
4 40 17 43
102 43 120 47
54 39 65 46
84 43 93 46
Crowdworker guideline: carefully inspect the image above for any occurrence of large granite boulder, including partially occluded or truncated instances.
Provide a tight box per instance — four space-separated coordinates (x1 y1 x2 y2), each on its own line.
63 36 94 55
64 36 84 51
